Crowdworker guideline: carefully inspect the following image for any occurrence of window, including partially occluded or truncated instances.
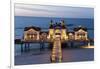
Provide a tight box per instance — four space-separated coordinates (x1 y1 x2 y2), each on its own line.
77 32 86 40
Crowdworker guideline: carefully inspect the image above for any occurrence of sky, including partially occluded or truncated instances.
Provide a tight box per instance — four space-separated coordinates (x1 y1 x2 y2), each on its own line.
15 3 94 18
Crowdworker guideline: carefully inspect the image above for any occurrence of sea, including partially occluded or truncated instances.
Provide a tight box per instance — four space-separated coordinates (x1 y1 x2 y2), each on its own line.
15 16 94 56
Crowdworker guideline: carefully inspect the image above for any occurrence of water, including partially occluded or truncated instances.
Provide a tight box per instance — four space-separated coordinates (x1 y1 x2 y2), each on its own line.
15 48 94 65
15 16 94 56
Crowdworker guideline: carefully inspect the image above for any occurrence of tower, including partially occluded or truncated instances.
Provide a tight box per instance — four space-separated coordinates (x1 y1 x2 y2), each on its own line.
48 20 54 41
61 20 68 40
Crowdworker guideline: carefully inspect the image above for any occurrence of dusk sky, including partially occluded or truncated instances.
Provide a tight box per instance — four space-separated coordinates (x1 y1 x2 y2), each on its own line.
15 3 94 18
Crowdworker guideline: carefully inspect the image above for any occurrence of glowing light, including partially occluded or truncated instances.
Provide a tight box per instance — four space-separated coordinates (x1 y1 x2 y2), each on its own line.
81 45 94 48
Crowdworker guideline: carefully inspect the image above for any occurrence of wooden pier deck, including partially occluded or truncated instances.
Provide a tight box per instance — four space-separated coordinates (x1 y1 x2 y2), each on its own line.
15 38 94 53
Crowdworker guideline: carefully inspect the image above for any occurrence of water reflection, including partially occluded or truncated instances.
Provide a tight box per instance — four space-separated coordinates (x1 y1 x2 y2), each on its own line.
15 43 94 65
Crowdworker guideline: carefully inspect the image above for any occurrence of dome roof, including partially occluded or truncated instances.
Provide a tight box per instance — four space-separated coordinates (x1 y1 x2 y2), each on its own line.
24 26 41 31
74 26 87 31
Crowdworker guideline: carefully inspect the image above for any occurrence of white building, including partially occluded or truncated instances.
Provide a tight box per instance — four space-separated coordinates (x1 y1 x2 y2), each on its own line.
23 26 41 41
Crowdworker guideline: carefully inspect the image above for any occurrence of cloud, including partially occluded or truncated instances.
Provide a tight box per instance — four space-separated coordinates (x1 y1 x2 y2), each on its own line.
15 3 94 18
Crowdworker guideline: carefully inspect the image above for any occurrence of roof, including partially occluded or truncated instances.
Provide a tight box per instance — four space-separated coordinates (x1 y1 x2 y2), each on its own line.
73 26 87 31
40 31 48 34
49 20 54 29
66 31 75 35
24 26 41 31
49 24 54 29
67 32 75 34
49 20 66 29
49 22 66 29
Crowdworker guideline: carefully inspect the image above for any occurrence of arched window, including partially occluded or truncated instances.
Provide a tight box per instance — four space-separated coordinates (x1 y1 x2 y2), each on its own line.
77 32 86 40
68 33 74 40
26 31 37 41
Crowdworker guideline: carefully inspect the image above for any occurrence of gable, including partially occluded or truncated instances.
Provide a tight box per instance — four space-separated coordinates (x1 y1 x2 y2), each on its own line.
77 29 86 33
26 29 39 34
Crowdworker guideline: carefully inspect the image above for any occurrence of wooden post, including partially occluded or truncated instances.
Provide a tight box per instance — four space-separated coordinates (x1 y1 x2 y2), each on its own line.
40 42 42 51
25 43 27 52
42 42 44 50
28 43 30 51
21 43 23 53
40 41 44 51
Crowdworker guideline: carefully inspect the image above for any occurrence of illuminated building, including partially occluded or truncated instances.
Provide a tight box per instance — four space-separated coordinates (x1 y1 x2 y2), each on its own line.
48 20 68 41
74 26 88 40
23 26 41 41
23 21 88 42
68 32 75 40
22 20 89 63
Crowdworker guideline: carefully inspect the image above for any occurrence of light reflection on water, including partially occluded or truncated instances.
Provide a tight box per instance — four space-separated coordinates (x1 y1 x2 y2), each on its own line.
15 43 94 56
15 47 94 65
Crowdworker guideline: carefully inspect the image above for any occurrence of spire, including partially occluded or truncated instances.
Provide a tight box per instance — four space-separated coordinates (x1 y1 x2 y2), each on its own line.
49 20 53 26
61 20 65 26
61 20 66 29
49 20 53 29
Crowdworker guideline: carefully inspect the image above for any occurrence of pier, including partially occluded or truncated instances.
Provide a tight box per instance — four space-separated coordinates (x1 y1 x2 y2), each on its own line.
15 39 93 51
15 20 94 63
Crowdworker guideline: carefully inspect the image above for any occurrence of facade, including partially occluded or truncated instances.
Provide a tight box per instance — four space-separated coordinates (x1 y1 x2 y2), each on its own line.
23 26 41 41
40 32 48 41
74 26 88 40
23 20 88 42
68 32 75 40
48 20 68 41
